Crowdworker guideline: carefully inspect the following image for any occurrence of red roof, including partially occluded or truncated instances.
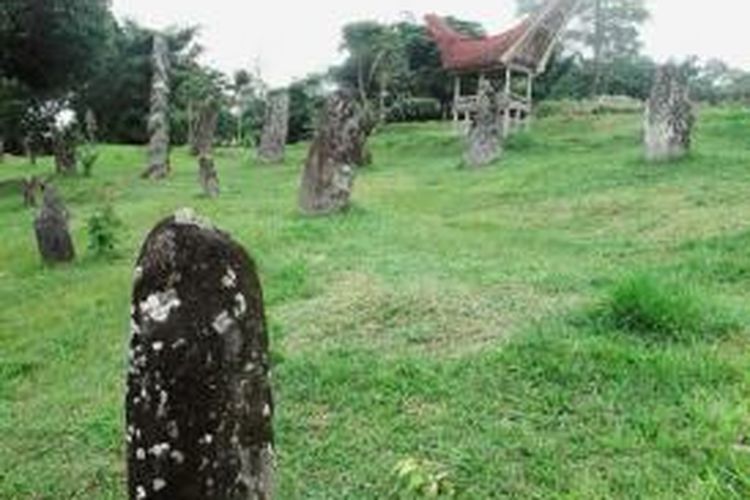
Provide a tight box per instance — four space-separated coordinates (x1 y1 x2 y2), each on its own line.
424 14 530 73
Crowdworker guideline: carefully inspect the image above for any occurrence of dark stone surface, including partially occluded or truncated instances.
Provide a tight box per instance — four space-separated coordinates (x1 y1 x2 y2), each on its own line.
127 210 273 500
298 92 362 215
33 185 75 263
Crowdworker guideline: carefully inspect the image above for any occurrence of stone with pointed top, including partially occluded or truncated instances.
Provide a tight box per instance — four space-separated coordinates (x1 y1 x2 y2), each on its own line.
644 64 694 162
127 210 273 500
142 34 171 179
34 185 75 263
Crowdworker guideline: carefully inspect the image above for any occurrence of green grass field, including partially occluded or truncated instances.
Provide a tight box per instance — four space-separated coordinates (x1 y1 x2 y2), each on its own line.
2 107 750 498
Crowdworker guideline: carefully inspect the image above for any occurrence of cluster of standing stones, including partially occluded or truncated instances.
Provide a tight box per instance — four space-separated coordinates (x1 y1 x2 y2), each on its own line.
4 28 698 497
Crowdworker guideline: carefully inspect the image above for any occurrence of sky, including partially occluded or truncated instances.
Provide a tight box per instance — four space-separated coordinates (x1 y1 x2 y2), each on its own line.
113 0 750 86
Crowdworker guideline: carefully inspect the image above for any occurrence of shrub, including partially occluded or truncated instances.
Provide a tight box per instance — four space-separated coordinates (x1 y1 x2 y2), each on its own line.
392 457 455 498
387 98 443 123
592 274 737 342
87 205 121 258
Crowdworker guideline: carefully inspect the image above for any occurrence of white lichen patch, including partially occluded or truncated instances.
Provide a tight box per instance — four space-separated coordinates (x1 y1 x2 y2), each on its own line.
131 318 142 336
134 266 143 282
140 289 181 323
174 208 214 230
136 448 146 460
136 485 147 500
212 311 234 335
263 404 272 418
222 266 238 289
234 293 247 317
157 390 169 418
152 341 164 352
170 449 185 464
149 443 171 458
153 478 167 492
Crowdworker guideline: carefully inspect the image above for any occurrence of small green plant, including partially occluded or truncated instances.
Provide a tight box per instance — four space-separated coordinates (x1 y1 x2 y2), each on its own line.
391 457 455 498
87 205 121 258
80 143 100 177
592 273 736 342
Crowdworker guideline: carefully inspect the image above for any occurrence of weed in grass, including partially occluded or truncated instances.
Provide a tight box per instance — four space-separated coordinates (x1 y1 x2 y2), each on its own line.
591 273 737 342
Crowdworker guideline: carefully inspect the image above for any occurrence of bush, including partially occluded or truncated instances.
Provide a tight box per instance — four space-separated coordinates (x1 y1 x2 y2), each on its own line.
591 274 737 342
387 97 443 123
87 206 121 258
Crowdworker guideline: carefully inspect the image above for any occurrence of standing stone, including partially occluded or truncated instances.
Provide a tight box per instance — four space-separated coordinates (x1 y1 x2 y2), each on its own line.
257 92 289 164
194 99 220 198
194 99 219 158
127 209 273 500
298 92 362 215
199 156 220 198
142 34 171 179
34 184 75 263
23 176 41 207
463 80 502 168
644 64 694 162
53 126 78 175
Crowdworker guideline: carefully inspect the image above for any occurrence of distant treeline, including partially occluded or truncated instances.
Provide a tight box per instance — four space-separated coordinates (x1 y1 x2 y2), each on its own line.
1 0 748 153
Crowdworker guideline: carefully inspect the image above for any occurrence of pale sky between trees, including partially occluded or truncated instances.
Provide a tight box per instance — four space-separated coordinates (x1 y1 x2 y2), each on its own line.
114 0 750 86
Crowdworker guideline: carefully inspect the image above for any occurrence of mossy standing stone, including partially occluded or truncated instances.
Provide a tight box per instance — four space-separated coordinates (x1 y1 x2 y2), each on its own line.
644 64 694 162
298 92 362 215
127 210 273 499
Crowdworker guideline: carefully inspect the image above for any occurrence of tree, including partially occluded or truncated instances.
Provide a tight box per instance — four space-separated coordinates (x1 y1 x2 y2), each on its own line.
0 0 115 153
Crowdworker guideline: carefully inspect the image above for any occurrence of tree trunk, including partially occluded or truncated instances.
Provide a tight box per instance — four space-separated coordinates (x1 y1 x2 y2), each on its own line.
257 92 290 164
591 0 604 97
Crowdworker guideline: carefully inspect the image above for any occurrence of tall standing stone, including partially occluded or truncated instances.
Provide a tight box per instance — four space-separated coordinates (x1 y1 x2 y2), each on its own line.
644 64 694 162
53 126 78 175
142 34 171 179
34 184 75 263
463 80 502 168
127 210 273 500
298 92 362 215
199 156 220 198
23 176 41 207
257 92 289 164
194 99 220 198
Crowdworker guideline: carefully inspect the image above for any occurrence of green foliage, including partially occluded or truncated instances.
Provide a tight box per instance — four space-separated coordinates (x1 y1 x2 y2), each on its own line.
392 458 455 498
79 143 100 177
87 205 121 258
592 274 737 342
0 0 115 97
386 97 442 123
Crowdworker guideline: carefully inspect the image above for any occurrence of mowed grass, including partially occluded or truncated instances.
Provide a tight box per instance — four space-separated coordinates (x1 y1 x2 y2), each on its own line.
1 107 750 498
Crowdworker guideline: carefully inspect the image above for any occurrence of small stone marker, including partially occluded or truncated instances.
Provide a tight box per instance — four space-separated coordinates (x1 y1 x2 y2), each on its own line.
257 92 289 164
644 64 694 162
199 156 220 198
22 176 41 207
464 79 502 168
127 209 273 500
33 184 75 263
298 92 362 215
